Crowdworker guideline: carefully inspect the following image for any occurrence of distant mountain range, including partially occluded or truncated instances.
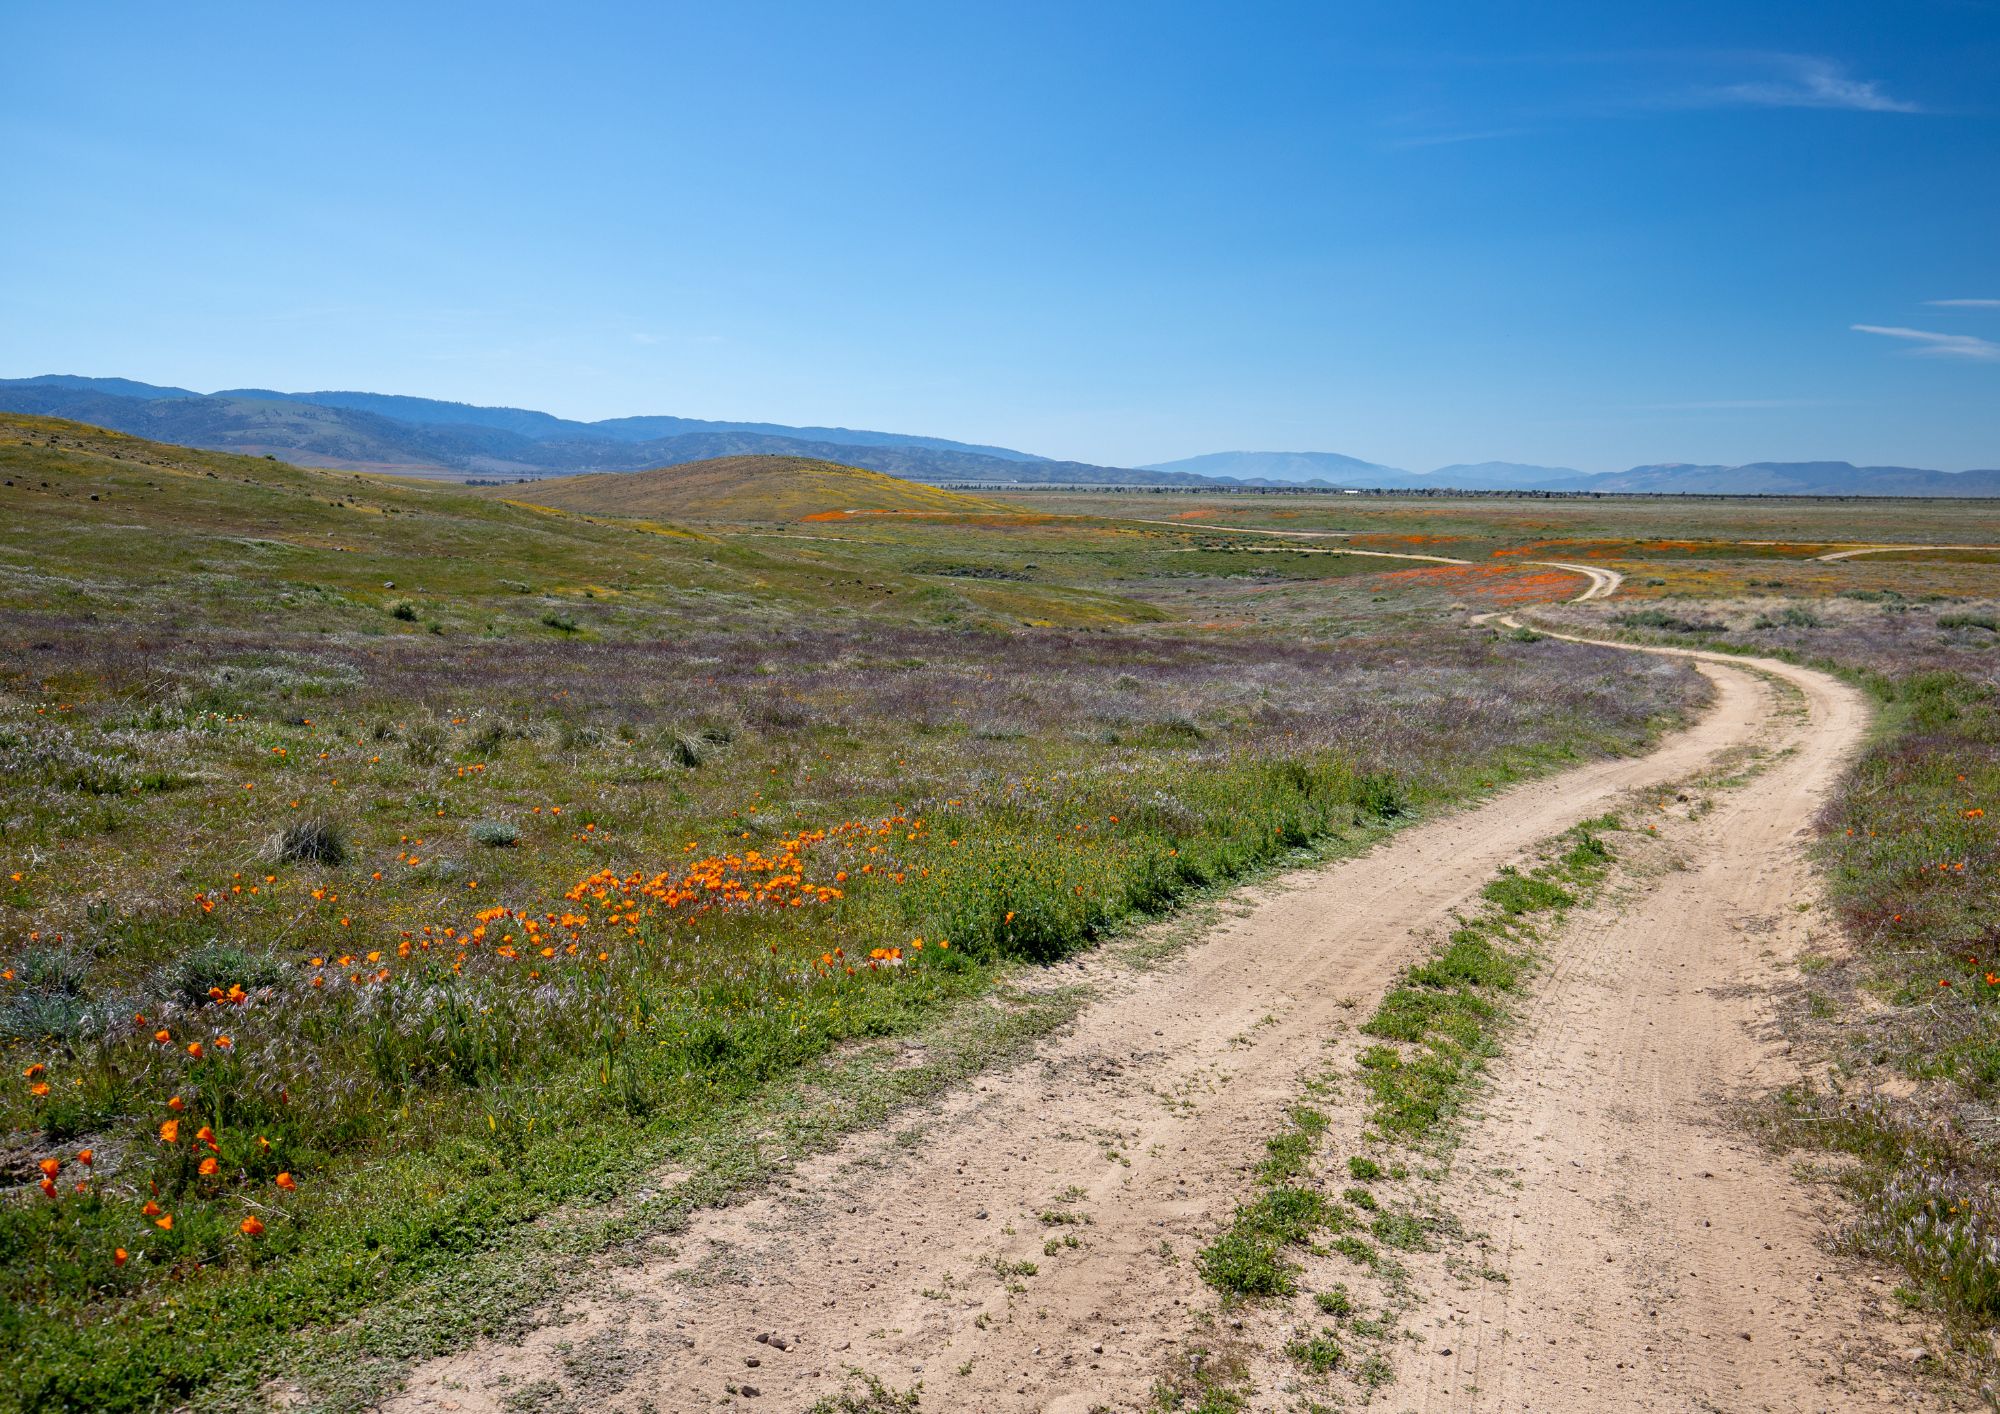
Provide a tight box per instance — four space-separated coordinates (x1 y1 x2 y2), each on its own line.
1141 450 1411 484
1144 450 2000 497
0 376 1203 487
3 376 1996 497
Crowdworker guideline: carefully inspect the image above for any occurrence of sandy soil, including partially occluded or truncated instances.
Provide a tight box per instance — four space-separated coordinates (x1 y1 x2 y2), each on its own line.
379 633 1946 1413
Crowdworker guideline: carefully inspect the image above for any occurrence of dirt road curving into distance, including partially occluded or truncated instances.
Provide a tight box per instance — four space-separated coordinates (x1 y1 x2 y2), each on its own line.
1815 543 2000 562
1388 618 1945 1412
1527 559 1624 600
382 620 1949 1412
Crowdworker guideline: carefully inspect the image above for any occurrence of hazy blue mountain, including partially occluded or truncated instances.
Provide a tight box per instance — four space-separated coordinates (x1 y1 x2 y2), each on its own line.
1147 449 2000 496
1140 450 1412 484
207 387 1045 461
214 389 578 442
1590 461 2000 496
586 414 1043 460
13 374 200 400
1425 461 1590 490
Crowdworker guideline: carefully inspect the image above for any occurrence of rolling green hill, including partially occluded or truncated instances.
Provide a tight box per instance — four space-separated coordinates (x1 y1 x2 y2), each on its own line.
506 453 1012 522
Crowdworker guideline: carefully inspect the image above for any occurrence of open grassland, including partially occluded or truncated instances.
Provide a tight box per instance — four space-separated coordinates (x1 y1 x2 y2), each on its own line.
0 422 1725 1412
506 454 1011 523
1016 487 2000 602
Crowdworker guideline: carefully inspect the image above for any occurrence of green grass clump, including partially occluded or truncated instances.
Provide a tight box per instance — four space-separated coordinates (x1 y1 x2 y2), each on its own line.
1256 1105 1329 1183
1616 607 1726 634
807 1372 923 1413
1196 1186 1340 1297
468 818 520 848
1286 1327 1345 1373
1313 1285 1354 1316
1937 612 1997 633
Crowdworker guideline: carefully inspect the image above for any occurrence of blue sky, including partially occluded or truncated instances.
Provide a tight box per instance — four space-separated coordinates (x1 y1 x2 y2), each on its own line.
4 1 1997 471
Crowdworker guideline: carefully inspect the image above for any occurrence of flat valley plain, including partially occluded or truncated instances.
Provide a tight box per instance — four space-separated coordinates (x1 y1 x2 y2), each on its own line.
3 414 1999 1411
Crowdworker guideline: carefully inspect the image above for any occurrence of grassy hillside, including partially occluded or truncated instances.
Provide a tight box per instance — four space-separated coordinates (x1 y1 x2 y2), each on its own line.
0 416 1145 633
506 453 1010 523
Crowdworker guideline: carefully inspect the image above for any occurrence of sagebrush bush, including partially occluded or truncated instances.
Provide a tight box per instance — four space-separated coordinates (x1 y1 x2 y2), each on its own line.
154 942 288 1006
468 819 520 848
666 728 709 768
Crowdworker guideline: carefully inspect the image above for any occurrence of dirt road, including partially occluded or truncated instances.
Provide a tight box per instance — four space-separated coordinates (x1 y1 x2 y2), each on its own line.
1526 560 1624 600
1394 624 1942 1412
1815 543 2000 562
383 632 1941 1412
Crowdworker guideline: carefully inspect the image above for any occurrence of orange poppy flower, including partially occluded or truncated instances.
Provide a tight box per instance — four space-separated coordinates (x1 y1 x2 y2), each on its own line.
153 1029 171 1045
159 1120 180 1144
186 1042 204 1059
198 1157 220 1177
167 1095 186 1112
114 1248 128 1266
77 1149 93 1167
154 1214 174 1231
275 1171 297 1191
240 1215 265 1237
37 1157 60 1179
141 1201 161 1217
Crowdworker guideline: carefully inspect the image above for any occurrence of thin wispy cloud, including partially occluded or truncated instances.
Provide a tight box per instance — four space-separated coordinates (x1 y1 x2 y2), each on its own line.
1852 324 2000 360
1928 299 2000 309
1693 55 1920 113
1378 51 1919 152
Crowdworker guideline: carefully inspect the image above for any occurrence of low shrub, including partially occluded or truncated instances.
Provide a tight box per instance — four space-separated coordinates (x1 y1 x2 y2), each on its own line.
271 816 346 866
468 819 520 848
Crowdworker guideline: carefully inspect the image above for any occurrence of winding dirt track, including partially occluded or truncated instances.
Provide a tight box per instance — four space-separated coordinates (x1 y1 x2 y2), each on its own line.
381 610 1953 1412
1815 543 2000 562
1526 560 1624 600
1398 621 1937 1412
